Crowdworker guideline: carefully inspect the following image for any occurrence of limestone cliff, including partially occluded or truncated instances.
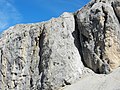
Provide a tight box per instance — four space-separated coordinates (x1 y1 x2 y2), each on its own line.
0 13 85 90
75 0 120 74
0 0 120 90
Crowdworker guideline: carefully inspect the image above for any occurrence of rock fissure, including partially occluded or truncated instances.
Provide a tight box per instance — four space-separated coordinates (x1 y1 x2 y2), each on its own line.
38 30 44 75
30 77 33 88
63 79 71 86
0 70 5 77
38 29 45 90
0 49 3 63
73 14 86 66
101 6 108 60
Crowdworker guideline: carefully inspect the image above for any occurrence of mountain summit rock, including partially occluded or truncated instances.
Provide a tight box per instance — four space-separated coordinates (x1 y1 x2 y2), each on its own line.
0 0 120 90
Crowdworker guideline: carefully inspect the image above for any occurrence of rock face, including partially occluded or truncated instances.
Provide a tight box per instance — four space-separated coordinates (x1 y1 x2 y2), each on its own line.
75 0 120 74
0 13 84 90
0 0 120 90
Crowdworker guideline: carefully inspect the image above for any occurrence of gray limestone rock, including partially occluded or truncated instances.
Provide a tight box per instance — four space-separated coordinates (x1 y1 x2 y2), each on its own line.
37 12 84 90
1 0 120 90
75 0 120 74
0 12 84 90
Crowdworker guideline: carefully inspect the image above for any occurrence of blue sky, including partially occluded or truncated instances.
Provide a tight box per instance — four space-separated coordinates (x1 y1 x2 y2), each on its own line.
0 0 90 32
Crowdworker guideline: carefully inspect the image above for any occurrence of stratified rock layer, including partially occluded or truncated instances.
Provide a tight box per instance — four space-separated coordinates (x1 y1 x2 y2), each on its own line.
0 13 84 90
76 0 120 74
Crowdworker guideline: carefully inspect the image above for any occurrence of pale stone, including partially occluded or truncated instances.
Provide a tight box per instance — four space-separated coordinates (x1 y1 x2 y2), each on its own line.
76 0 120 74
0 12 84 90
0 0 120 90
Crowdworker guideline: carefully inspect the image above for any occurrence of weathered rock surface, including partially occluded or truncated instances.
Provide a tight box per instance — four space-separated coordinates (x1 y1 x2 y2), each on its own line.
0 12 84 90
75 0 120 74
0 0 120 90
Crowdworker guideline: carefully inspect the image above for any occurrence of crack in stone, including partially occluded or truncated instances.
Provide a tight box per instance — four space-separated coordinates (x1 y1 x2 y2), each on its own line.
0 70 5 77
63 79 71 86
101 5 111 74
73 14 87 66
38 26 46 90
38 30 44 75
0 49 3 64
101 6 108 60
30 77 33 88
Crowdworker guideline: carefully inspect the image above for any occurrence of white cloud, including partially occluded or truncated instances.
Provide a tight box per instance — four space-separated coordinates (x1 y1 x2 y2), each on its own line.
0 0 22 32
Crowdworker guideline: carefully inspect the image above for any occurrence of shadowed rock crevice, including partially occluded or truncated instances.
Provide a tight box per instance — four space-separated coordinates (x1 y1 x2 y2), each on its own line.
0 49 3 64
38 30 44 75
30 77 33 88
72 15 87 67
0 70 5 77
101 6 108 60
38 28 46 90
0 49 5 78
63 79 71 86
